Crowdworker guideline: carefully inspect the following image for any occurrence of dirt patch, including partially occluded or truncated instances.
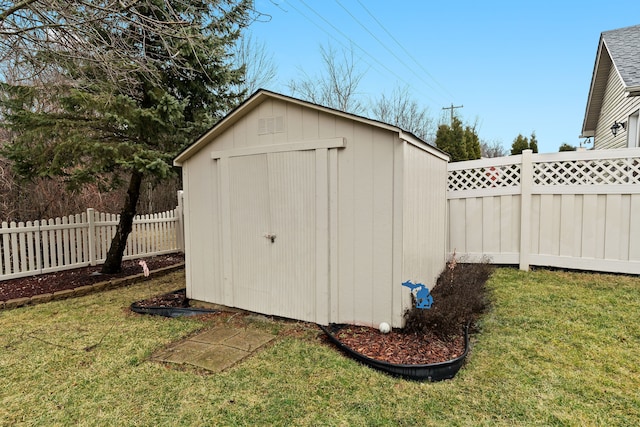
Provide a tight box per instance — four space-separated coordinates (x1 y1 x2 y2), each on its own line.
133 288 189 308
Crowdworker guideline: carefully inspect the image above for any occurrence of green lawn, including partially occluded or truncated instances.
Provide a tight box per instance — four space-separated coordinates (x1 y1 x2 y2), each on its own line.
0 268 638 426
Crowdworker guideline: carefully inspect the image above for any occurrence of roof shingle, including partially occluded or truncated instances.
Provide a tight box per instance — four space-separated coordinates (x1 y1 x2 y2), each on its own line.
602 24 640 88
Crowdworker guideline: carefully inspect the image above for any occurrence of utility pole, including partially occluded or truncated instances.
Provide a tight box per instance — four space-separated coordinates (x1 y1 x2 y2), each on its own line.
442 103 463 126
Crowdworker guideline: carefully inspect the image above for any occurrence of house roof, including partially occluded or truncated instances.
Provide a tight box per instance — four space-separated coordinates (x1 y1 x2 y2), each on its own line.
604 24 640 90
174 89 448 165
581 24 640 137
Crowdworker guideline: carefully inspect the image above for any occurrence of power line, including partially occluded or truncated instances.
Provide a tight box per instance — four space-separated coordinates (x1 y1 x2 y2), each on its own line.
295 0 417 91
287 0 440 104
354 0 456 100
333 0 445 100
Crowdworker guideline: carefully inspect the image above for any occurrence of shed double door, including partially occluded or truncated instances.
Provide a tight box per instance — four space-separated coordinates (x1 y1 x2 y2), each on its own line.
226 149 323 322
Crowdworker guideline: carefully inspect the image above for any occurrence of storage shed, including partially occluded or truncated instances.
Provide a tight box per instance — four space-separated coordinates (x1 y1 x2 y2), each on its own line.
174 90 449 327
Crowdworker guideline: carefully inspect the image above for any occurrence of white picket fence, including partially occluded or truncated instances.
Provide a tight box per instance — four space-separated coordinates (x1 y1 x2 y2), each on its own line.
448 148 640 274
0 200 184 281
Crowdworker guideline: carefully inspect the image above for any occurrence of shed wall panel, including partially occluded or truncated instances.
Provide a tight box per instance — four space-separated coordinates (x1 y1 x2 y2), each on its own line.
351 124 375 325
182 152 222 303
402 143 447 299
334 118 356 324
302 106 320 140
370 130 395 326
286 103 303 141
334 121 396 327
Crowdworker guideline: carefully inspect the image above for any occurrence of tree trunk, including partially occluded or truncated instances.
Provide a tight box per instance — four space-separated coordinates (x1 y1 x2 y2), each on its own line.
100 171 143 274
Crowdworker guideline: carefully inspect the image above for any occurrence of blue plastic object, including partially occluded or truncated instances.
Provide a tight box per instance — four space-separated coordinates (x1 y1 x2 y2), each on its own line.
402 280 433 309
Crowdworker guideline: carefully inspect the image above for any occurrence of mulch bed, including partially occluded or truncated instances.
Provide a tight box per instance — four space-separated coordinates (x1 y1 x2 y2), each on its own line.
326 325 465 365
0 253 184 301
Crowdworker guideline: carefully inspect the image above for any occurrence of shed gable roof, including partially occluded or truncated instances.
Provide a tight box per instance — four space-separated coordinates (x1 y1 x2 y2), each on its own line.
174 89 447 165
581 24 640 137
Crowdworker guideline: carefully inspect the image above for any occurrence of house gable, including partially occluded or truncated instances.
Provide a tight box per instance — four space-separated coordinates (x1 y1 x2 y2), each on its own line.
581 24 640 149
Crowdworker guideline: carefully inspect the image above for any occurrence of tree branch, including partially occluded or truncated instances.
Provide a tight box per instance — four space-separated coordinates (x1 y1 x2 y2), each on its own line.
0 0 39 23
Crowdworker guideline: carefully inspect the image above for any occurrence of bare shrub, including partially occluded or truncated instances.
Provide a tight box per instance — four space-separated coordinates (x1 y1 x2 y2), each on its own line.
403 255 494 339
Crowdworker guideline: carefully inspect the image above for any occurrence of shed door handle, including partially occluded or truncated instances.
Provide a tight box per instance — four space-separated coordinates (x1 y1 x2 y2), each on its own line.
264 233 276 243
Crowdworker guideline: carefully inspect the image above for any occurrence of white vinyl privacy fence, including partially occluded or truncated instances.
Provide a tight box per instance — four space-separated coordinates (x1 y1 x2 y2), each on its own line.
0 197 184 281
448 148 640 274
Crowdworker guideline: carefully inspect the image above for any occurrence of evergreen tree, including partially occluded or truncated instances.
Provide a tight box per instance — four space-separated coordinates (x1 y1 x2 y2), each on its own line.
464 124 482 159
529 132 539 153
435 117 481 162
0 1 252 273
511 134 529 155
559 143 577 152
510 132 539 155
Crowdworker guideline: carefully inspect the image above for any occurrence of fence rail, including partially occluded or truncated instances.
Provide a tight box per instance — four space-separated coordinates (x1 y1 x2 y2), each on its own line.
0 200 184 281
447 148 640 274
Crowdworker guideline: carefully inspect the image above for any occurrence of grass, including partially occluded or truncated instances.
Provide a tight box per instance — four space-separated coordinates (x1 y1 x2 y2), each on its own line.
0 268 639 426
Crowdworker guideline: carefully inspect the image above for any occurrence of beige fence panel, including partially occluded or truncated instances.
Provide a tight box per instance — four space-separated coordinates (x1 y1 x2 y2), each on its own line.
448 148 640 274
0 194 184 281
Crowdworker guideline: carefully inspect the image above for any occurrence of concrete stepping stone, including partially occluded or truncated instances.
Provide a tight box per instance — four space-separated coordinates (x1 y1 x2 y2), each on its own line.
154 341 211 364
153 326 275 373
191 345 250 372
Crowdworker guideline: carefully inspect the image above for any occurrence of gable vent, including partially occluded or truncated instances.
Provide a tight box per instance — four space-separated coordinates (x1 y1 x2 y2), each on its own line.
258 116 285 135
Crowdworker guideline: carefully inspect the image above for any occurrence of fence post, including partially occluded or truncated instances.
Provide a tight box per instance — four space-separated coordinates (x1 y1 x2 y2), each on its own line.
176 190 185 252
87 208 96 266
519 150 533 271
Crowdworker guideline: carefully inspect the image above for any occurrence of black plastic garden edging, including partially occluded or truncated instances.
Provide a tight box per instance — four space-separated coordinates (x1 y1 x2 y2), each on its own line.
130 304 218 318
130 289 218 318
319 324 469 382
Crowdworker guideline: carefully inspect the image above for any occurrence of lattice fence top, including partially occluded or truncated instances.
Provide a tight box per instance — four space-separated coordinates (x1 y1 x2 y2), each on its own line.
533 157 640 186
448 154 640 191
448 163 521 191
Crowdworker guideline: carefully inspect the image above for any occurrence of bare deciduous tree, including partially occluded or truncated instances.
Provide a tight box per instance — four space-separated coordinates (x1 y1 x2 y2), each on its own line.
0 1 256 96
232 32 277 96
480 139 508 158
287 43 365 114
370 86 436 144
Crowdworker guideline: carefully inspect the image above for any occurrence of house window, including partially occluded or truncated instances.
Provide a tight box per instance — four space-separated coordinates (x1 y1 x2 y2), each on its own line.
628 110 639 148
